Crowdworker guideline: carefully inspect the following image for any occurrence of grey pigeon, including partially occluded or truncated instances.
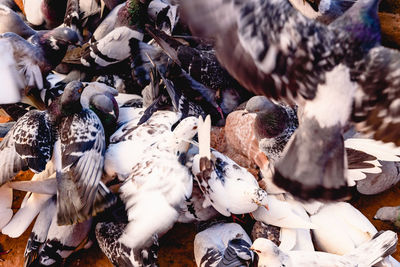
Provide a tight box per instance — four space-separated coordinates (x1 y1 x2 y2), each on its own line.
0 81 115 225
182 0 400 201
194 222 254 267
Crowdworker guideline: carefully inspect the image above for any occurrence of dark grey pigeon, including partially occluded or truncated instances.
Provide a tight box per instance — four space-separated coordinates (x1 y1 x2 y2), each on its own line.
181 0 398 201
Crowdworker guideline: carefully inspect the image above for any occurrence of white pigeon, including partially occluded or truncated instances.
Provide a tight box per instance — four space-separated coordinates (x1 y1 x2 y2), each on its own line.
309 201 400 266
251 195 317 230
194 222 254 267
104 109 181 180
251 230 398 267
192 115 269 217
118 116 198 249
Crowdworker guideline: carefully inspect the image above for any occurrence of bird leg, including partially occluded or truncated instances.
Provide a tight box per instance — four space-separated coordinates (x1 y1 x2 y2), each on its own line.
231 214 246 224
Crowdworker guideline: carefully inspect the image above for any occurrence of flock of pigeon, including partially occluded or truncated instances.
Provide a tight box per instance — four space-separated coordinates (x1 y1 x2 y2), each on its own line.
0 0 399 266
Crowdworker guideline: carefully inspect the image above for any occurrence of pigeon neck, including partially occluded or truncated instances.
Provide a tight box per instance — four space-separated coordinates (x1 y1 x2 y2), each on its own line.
47 95 82 123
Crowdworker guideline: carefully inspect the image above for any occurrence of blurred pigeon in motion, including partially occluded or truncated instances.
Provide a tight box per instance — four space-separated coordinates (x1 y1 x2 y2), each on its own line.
194 222 254 267
192 115 269 217
251 230 398 267
182 0 400 201
0 38 24 104
117 117 198 249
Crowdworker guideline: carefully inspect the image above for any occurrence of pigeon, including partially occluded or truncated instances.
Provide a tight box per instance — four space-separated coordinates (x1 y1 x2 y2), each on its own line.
0 38 25 105
0 4 35 38
90 3 125 42
177 145 219 223
309 201 400 267
156 61 225 125
23 195 93 266
192 115 269 217
117 116 198 250
147 0 179 35
0 26 80 108
81 26 144 68
96 221 159 267
0 81 115 225
181 0 399 200
145 24 252 116
251 195 317 230
194 222 254 267
251 230 398 267
375 206 400 228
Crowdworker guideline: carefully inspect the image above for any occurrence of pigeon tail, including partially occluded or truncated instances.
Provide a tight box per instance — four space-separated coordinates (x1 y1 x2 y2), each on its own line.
56 171 86 225
92 182 117 216
273 117 350 201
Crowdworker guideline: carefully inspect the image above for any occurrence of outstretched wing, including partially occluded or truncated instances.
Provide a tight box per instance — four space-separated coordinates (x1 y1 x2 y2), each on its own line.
182 0 341 102
57 109 106 224
351 46 400 146
0 110 54 185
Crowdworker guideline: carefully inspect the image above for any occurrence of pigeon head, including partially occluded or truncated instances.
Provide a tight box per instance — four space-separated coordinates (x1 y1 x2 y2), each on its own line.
60 81 84 115
39 27 80 68
250 238 281 258
47 27 80 47
246 96 289 139
252 188 269 207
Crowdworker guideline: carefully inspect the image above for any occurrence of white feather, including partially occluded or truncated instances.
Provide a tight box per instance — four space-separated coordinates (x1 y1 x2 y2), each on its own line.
0 183 12 229
252 196 318 229
2 192 53 237
304 65 357 128
310 202 377 255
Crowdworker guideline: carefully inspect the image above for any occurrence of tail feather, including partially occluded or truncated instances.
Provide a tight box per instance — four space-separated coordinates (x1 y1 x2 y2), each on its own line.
145 24 182 64
273 119 350 201
56 171 86 225
198 115 211 160
24 196 56 267
344 230 398 266
92 181 117 216
2 192 52 238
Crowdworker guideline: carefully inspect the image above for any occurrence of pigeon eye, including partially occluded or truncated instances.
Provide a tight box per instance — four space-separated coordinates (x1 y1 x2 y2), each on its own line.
78 87 83 94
